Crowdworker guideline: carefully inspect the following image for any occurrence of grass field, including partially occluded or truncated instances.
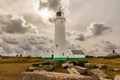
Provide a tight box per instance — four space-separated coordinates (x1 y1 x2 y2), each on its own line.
0 63 32 80
0 58 44 80
0 58 120 80
87 58 120 79
87 58 120 67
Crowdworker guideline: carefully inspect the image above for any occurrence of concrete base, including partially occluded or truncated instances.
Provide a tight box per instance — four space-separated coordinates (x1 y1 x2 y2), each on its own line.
53 57 67 61
43 57 85 61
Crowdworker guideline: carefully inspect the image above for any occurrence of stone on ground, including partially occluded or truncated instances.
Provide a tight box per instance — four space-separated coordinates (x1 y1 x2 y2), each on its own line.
67 67 80 75
20 71 93 80
93 63 107 69
92 75 111 80
61 63 73 69
67 68 75 74
73 66 88 74
107 67 120 72
26 67 35 72
90 68 108 78
84 63 93 68
42 64 55 71
114 75 120 80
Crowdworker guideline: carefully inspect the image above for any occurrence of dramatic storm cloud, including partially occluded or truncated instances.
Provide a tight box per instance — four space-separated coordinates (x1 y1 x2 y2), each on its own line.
76 34 86 41
0 34 53 56
0 14 38 34
75 22 112 41
2 36 18 44
87 22 112 37
0 0 120 56
101 40 120 53
87 40 120 56
38 0 70 24
39 0 61 11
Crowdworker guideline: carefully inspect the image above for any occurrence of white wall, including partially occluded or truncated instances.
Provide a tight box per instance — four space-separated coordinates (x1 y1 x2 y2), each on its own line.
54 17 66 57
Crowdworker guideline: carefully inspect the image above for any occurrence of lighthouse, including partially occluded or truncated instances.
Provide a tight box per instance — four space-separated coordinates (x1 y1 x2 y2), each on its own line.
53 7 67 60
42 7 86 61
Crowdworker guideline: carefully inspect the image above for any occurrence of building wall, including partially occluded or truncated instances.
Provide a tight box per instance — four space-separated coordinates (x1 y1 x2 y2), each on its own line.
42 49 53 59
67 50 86 60
69 55 85 58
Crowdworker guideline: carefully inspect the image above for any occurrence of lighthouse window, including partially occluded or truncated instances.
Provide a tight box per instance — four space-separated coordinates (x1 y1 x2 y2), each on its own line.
56 44 58 48
62 53 64 56
56 12 61 16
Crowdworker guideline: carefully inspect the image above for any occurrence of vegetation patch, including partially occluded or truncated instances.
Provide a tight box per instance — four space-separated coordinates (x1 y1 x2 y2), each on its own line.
0 58 120 80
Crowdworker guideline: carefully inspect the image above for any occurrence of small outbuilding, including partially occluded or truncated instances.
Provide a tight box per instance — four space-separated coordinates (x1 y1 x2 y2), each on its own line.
42 49 86 61
68 50 86 60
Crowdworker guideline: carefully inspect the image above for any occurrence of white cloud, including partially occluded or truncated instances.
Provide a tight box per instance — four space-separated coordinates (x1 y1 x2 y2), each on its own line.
87 40 120 56
86 22 112 37
75 22 112 41
101 40 120 53
0 34 53 56
76 34 86 41
0 14 38 34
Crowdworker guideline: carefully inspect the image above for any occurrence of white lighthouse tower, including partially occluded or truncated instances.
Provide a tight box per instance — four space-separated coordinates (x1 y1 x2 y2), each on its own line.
53 7 67 60
42 7 86 61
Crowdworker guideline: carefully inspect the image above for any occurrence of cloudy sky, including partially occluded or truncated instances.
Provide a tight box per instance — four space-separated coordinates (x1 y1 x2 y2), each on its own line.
0 0 120 56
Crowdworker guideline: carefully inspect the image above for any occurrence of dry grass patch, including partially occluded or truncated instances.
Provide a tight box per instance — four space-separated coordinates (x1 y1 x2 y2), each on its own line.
0 63 32 80
87 58 120 79
0 58 44 80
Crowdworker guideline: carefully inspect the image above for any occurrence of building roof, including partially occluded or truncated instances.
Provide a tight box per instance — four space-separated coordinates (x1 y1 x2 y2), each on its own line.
71 50 85 55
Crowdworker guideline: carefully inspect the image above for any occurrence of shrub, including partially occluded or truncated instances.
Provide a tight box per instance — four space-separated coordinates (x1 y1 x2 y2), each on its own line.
70 60 88 67
86 55 94 58
32 63 40 67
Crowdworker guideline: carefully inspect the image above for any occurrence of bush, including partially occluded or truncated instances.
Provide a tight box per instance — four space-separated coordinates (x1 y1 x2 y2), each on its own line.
97 55 120 59
86 55 94 58
71 60 88 67
0 58 44 63
41 60 56 65
32 63 40 67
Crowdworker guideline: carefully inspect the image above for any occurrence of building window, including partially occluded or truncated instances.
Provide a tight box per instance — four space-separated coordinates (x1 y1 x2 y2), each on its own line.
56 12 61 16
61 20 63 23
47 50 49 52
56 44 58 48
62 53 64 56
